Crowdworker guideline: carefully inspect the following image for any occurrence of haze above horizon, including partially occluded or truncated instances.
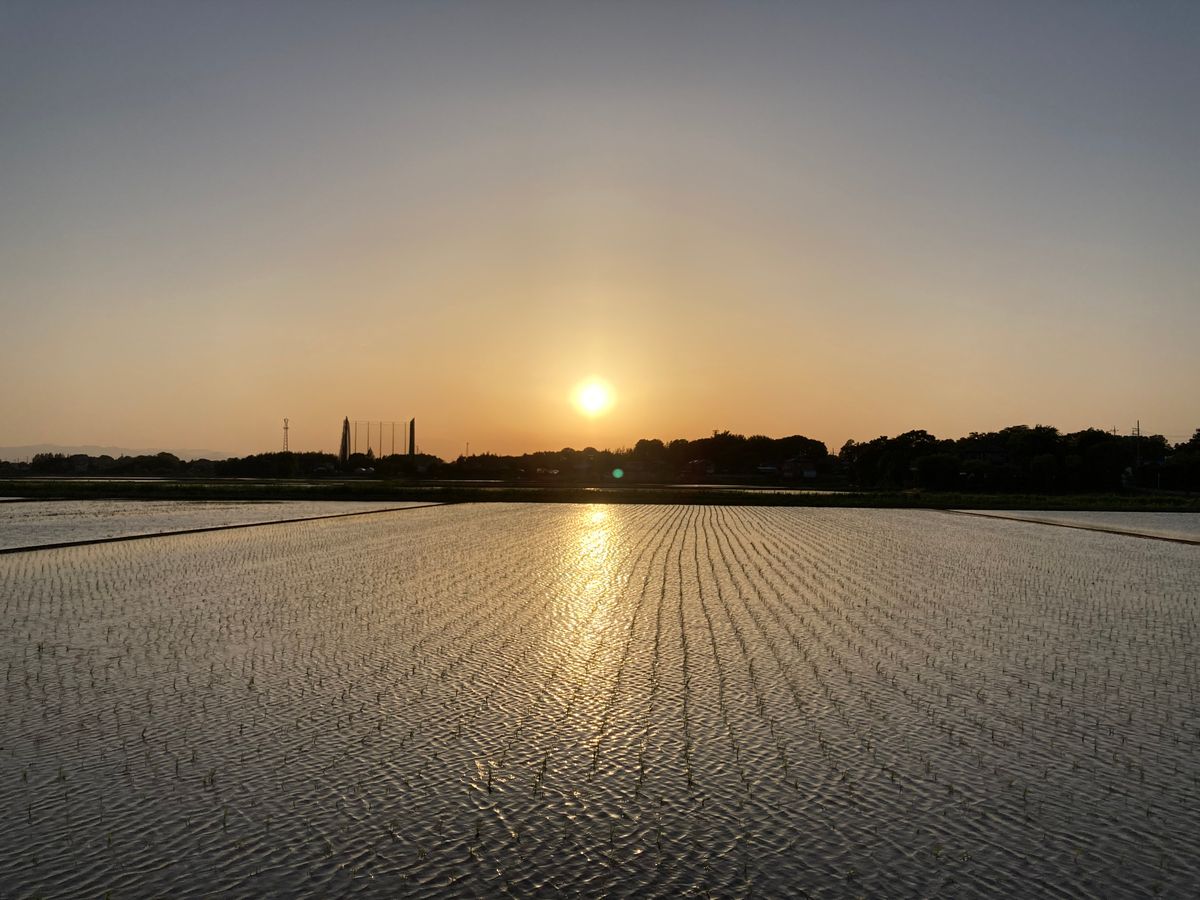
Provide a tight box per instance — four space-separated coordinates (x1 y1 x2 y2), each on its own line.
3 1 1197 459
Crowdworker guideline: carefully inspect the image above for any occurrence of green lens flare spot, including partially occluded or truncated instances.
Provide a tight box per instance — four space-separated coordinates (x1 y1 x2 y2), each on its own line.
612 468 624 479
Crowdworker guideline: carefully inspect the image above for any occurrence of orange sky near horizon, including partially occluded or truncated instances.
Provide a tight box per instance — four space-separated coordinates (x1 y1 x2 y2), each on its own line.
2 3 1197 459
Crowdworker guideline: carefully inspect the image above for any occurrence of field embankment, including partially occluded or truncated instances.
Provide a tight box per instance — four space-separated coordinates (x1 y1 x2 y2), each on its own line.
1 477 1197 511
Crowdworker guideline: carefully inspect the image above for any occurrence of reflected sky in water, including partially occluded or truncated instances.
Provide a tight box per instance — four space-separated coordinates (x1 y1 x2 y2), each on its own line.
1 503 1198 896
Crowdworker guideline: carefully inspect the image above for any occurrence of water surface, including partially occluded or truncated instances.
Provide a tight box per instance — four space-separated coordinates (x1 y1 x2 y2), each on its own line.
965 509 1200 542
0 499 431 550
1 504 1197 896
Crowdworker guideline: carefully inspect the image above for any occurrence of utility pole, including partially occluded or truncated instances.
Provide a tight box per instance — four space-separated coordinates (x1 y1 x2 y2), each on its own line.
1134 419 1141 481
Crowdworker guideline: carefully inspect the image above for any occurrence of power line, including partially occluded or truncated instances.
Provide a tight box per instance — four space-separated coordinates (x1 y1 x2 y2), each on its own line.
350 421 406 457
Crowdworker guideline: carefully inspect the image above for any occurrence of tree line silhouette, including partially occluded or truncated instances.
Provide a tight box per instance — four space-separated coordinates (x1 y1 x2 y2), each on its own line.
6 425 1199 493
840 425 1197 493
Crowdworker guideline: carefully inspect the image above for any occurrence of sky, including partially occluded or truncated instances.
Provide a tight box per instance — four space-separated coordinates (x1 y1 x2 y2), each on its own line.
2 1 1197 459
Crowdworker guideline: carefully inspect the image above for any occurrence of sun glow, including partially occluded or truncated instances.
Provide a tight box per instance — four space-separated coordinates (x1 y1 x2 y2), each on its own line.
572 378 615 417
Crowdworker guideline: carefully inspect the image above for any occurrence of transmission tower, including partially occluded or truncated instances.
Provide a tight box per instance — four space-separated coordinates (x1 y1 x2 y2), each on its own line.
283 417 289 452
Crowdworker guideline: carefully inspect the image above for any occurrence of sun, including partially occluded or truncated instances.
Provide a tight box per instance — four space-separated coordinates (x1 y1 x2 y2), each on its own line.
572 378 615 417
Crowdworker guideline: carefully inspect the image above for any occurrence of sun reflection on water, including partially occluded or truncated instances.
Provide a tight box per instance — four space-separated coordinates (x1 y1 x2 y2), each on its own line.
558 506 618 671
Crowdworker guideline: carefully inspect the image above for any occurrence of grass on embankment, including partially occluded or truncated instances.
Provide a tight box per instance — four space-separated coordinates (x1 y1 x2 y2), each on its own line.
1 478 1198 512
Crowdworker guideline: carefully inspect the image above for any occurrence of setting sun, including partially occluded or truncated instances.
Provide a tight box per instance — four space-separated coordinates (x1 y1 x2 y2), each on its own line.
572 378 615 418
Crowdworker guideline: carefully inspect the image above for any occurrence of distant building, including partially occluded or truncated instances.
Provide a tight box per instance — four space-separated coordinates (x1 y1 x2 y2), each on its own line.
681 459 716 481
782 455 818 479
338 417 351 466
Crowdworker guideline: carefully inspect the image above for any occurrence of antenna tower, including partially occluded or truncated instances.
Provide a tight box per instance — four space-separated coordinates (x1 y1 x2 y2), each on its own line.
283 417 289 452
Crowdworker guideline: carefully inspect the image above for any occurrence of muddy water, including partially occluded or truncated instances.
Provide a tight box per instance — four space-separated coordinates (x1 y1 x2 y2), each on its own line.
1 504 1197 896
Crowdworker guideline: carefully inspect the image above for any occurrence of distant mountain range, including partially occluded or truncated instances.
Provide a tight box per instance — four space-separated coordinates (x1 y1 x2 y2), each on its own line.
0 444 230 462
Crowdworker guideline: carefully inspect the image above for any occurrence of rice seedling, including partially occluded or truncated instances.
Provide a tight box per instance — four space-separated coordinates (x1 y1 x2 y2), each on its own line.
0 502 1196 895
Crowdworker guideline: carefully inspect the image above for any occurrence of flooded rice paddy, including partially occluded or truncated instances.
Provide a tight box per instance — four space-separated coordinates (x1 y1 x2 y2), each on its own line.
0 500 431 551
962 510 1200 543
1 503 1198 896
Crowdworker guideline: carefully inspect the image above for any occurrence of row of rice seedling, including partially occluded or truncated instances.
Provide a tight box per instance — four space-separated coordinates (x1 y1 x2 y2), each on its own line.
1 502 1197 896
729 506 1199 894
